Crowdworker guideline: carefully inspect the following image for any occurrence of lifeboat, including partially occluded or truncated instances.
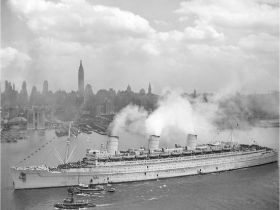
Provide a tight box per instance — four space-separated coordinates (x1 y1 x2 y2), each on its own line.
193 150 202 155
171 152 181 157
203 149 212 154
182 151 192 156
109 156 122 161
159 153 170 158
148 154 159 159
222 148 231 152
136 154 147 159
212 148 222 153
98 157 109 161
122 155 135 160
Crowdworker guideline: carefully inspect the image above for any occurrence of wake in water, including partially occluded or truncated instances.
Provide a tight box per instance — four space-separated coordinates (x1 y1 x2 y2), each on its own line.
148 197 158 201
96 203 114 207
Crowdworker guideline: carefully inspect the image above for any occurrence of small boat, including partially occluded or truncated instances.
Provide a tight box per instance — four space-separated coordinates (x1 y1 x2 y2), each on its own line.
54 189 96 209
106 187 116 193
75 183 105 193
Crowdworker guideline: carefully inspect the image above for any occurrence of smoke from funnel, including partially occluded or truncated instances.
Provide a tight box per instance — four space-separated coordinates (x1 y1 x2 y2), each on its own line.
108 105 148 136
109 89 217 143
108 88 279 147
145 91 195 136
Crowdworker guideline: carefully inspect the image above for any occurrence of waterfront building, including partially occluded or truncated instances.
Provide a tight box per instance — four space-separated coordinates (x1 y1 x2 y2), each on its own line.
18 81 28 107
139 88 145 95
42 80 48 96
27 106 45 130
8 116 27 130
84 84 93 102
126 85 132 93
96 98 115 116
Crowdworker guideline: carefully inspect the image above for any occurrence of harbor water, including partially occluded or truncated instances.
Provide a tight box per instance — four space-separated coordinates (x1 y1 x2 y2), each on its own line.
1 127 279 210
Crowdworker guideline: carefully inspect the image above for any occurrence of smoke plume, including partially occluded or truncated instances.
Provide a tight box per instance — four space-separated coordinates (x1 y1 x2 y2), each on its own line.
109 87 279 146
108 105 148 136
109 89 218 144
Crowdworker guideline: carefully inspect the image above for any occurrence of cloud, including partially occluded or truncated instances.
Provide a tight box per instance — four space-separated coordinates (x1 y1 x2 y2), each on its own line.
3 0 279 93
183 21 225 42
8 0 155 43
238 33 278 53
1 47 32 89
0 47 31 69
176 0 278 34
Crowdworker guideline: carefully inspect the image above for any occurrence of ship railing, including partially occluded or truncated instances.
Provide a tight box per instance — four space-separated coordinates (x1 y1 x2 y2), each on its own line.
11 165 49 171
79 148 270 168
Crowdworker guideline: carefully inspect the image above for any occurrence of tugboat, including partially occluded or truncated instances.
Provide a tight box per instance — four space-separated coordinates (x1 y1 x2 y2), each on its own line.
54 188 96 209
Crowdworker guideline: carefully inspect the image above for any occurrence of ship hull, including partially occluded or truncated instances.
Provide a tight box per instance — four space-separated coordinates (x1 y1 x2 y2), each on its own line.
11 149 278 189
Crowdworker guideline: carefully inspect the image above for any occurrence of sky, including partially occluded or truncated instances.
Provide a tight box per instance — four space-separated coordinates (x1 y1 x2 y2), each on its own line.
1 0 279 94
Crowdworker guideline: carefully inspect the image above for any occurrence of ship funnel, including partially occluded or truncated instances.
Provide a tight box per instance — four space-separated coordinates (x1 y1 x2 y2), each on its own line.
148 135 160 153
186 134 197 150
106 135 119 155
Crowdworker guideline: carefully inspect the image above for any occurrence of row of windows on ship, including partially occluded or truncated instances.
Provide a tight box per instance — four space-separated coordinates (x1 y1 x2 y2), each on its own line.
74 152 263 173
84 147 262 164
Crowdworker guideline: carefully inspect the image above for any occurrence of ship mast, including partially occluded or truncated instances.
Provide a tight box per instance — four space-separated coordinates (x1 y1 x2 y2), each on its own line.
64 121 72 164
230 127 233 143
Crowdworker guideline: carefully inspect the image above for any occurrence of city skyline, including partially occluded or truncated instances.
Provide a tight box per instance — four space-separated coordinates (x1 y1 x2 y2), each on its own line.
1 0 278 94
1 59 156 96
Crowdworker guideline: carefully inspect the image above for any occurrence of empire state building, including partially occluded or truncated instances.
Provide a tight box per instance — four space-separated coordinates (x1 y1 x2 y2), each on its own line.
78 60 84 96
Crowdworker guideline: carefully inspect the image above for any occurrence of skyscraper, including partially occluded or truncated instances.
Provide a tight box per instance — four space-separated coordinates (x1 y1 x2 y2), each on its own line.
78 60 84 96
42 80 48 95
84 84 93 102
148 83 152 95
18 81 28 106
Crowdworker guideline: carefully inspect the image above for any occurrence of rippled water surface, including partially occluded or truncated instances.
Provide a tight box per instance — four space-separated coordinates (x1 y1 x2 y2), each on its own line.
1 128 279 210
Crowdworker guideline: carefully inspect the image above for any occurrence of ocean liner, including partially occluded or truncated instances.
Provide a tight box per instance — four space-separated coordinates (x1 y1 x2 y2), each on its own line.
11 131 278 190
